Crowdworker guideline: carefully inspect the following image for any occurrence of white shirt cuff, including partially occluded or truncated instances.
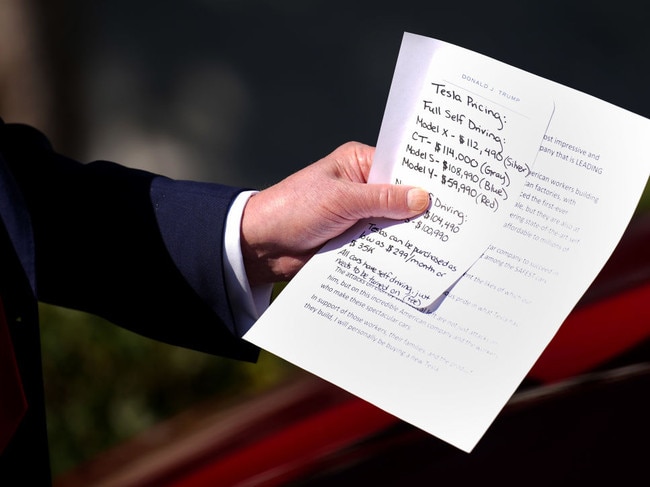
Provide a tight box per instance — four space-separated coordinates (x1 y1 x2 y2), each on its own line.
223 190 273 336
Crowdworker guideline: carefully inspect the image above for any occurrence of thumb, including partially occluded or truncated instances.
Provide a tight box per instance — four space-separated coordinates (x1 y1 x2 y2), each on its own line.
345 184 430 221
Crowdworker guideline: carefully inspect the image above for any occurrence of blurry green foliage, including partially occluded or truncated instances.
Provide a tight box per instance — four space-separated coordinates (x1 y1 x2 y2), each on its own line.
39 302 295 477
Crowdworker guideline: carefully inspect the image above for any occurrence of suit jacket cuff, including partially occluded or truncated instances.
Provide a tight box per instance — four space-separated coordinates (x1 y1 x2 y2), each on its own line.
150 178 271 340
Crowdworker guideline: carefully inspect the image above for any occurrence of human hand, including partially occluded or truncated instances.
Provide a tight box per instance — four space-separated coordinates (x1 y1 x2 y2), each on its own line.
240 141 430 286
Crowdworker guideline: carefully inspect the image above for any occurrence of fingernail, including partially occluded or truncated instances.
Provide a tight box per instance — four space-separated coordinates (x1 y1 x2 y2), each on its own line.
407 188 429 212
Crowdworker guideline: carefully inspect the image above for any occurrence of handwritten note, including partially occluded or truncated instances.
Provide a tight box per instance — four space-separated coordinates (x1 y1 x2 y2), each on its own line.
244 33 650 452
348 40 554 309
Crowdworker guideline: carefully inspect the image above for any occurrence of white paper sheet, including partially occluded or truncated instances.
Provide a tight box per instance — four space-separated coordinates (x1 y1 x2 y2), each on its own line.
243 33 650 452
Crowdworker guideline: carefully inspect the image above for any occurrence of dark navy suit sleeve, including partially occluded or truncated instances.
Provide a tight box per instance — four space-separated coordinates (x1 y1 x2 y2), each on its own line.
0 121 258 361
149 176 247 339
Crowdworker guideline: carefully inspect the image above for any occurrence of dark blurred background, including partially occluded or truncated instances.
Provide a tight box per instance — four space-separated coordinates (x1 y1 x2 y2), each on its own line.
2 0 649 479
